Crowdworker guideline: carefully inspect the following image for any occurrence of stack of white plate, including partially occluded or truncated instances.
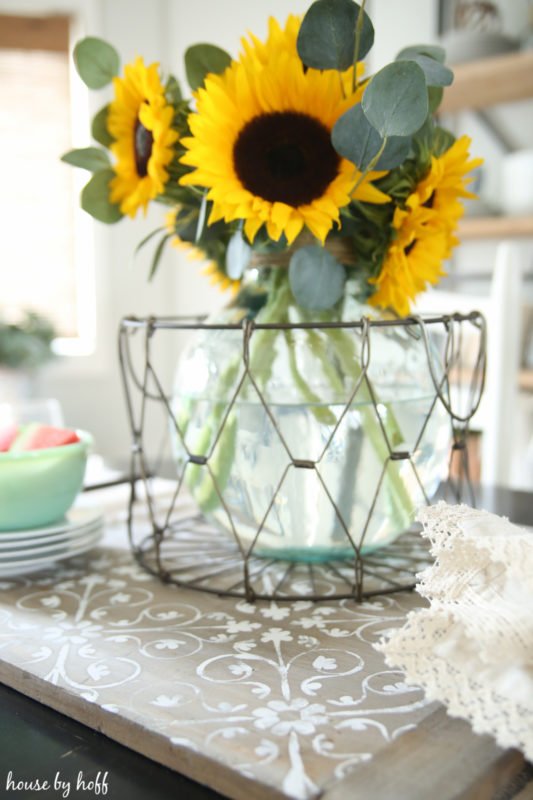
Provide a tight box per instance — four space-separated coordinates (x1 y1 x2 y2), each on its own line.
0 507 104 577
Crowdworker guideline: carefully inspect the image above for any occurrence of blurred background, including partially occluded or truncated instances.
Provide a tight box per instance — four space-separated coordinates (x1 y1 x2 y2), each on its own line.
0 0 532 489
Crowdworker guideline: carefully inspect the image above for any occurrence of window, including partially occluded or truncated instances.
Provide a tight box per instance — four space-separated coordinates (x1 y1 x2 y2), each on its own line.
0 14 93 349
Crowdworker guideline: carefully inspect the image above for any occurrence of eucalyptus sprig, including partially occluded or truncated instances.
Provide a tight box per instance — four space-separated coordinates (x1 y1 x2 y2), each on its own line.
286 0 454 311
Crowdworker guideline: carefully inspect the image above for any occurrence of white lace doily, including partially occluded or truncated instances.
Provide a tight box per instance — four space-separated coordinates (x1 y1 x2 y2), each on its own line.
376 501 533 761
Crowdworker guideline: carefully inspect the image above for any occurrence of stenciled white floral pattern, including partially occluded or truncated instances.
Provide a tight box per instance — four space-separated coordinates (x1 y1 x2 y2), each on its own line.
0 540 433 800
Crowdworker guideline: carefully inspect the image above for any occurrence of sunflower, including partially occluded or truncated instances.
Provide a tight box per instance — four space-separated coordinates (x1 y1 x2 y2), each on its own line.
368 206 450 317
166 212 241 295
407 135 483 243
107 57 179 218
368 136 482 316
180 15 389 246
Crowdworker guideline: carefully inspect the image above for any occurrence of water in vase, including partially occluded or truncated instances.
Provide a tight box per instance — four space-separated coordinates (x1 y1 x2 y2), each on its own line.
172 391 450 561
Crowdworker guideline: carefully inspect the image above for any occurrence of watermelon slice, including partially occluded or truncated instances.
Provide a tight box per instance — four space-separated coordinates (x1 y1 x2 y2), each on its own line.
10 423 80 451
0 421 18 452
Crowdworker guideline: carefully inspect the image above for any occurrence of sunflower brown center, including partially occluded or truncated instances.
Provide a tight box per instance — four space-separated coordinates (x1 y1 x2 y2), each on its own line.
233 112 340 207
423 190 436 208
134 117 154 177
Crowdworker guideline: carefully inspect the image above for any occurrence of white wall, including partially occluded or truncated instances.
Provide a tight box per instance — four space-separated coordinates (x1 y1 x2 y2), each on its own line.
367 0 438 69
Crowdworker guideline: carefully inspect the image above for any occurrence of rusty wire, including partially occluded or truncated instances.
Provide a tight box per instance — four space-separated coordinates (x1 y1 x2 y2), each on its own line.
118 311 485 602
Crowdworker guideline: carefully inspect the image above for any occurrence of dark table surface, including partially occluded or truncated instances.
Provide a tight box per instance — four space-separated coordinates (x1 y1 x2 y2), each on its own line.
0 484 531 800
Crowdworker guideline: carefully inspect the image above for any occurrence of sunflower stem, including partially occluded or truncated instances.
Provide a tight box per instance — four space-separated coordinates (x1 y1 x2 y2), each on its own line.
183 273 292 512
349 136 387 200
325 325 414 521
283 302 414 536
352 0 367 93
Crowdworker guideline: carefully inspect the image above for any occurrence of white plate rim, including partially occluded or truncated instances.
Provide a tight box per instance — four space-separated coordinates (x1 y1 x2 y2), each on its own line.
0 521 103 555
0 527 103 563
0 528 103 574
0 506 104 540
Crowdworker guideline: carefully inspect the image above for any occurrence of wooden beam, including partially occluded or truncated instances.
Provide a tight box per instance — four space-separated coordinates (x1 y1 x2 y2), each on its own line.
519 369 533 392
458 215 533 240
440 50 533 113
0 14 69 53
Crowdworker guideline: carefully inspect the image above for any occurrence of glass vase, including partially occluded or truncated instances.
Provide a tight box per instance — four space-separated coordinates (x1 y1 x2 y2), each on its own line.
171 268 450 561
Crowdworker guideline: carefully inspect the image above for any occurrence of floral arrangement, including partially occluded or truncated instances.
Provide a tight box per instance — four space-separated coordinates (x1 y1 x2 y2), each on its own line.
62 0 481 317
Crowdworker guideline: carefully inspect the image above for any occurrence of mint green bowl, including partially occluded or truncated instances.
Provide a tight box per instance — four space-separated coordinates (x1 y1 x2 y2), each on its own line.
0 430 93 531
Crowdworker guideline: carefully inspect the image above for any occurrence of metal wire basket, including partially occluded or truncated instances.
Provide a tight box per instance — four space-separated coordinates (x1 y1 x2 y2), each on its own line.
118 310 486 602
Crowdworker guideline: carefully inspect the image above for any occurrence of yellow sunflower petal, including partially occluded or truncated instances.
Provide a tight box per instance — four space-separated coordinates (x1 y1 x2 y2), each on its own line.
243 216 264 243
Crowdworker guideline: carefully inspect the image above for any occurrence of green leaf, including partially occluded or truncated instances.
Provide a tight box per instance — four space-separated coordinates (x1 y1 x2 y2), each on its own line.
412 116 435 151
81 169 122 224
60 146 110 172
184 43 232 91
134 226 167 255
396 44 446 63
332 104 411 170
172 207 200 243
91 105 113 147
362 61 428 138
74 37 119 89
297 0 374 71
433 126 456 157
159 184 197 207
289 246 346 311
226 229 251 280
149 234 171 280
165 75 182 103
397 53 453 87
428 85 444 113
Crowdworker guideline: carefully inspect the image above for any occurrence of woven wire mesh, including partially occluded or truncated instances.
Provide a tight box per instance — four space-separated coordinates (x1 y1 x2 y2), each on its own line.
118 311 486 602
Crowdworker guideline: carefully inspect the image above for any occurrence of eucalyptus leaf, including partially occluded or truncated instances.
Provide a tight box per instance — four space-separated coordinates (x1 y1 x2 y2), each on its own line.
165 75 182 103
74 37 119 89
396 44 446 64
91 105 113 148
332 104 411 170
289 246 346 311
185 43 232 91
362 61 428 138
297 0 374 71
81 169 122 224
397 53 453 87
226 230 251 280
428 85 444 113
61 147 110 172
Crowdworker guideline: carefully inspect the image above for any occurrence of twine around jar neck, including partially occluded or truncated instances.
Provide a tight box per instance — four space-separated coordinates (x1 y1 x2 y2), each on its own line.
248 232 356 269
